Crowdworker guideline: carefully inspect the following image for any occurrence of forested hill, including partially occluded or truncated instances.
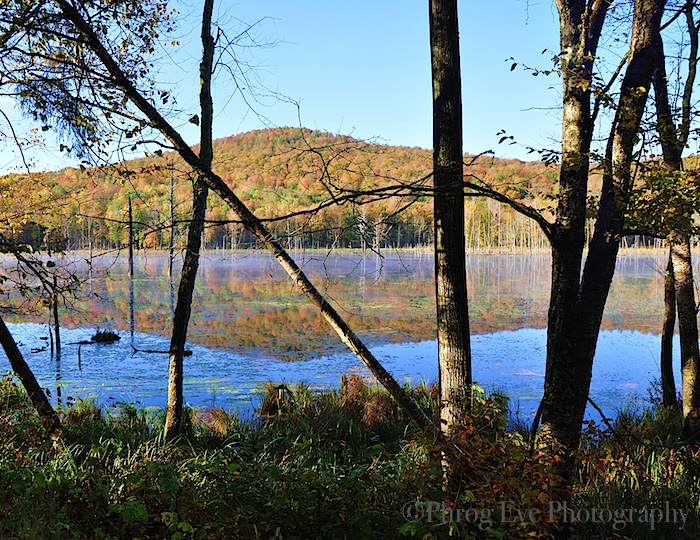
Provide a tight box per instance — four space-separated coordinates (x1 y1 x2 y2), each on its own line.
0 127 556 251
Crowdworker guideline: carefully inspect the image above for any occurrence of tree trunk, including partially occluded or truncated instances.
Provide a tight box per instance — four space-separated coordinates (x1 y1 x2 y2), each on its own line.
538 0 608 461
541 0 664 477
671 238 700 436
128 195 135 339
661 250 678 408
651 3 700 434
169 162 176 317
52 274 61 354
0 315 62 443
56 0 439 437
163 0 213 440
430 0 471 433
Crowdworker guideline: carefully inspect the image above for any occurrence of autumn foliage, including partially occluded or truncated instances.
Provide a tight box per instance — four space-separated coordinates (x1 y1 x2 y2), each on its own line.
1 127 556 251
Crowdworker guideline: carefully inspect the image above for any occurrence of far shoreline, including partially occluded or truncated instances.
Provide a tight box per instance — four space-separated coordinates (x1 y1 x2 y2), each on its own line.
17 244 681 259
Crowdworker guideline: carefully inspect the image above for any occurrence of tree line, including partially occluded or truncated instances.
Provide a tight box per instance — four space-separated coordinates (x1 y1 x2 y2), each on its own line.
1 135 676 253
1 127 562 252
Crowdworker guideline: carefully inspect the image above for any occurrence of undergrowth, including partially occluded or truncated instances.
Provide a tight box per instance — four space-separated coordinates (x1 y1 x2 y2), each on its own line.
0 373 698 539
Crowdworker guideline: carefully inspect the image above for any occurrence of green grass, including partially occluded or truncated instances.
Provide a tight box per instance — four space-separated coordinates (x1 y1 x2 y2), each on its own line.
0 374 698 539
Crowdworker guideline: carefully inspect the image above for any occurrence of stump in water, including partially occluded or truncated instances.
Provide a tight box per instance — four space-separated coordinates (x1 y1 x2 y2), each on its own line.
91 330 120 344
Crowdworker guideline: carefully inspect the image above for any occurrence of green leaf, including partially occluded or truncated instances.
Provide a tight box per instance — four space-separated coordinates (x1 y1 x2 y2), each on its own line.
158 476 179 493
188 114 200 126
33 471 47 489
178 522 194 533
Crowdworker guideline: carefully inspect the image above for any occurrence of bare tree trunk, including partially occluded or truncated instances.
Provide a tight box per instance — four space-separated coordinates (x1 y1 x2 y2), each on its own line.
661 251 678 408
651 4 699 433
541 0 664 481
128 195 135 340
430 0 471 434
164 0 213 440
0 315 62 443
52 274 61 354
169 162 176 318
58 0 438 436
671 238 700 435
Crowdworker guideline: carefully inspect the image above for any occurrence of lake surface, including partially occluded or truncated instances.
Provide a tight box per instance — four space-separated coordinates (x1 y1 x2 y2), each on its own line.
0 250 682 421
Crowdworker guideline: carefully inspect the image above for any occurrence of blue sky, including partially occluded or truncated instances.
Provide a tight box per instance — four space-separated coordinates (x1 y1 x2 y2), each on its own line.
1 0 563 172
193 0 562 158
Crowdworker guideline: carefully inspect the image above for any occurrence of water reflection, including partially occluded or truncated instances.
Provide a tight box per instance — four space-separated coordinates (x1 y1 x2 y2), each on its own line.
3 323 679 422
2 250 669 357
0 251 680 420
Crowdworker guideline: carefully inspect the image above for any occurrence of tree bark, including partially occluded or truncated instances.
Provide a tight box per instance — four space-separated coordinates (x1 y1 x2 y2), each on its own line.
650 2 700 434
661 251 678 408
541 0 665 474
52 274 61 354
671 238 700 435
539 0 609 458
164 0 213 440
429 0 471 433
0 315 62 443
55 0 439 437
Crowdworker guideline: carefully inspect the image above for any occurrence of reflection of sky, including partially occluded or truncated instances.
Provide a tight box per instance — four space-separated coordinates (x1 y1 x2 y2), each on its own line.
2 323 678 424
0 251 682 423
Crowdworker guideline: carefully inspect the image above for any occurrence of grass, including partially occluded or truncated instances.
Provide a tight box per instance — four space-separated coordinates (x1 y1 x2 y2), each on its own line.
0 374 698 539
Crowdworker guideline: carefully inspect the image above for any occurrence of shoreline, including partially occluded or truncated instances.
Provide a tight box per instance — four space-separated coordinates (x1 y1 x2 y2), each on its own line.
1 323 676 421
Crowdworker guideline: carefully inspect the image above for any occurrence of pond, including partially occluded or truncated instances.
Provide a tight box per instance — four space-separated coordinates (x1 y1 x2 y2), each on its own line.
0 250 681 421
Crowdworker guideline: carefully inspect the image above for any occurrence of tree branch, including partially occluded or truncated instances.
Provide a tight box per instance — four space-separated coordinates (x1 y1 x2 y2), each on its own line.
462 175 554 241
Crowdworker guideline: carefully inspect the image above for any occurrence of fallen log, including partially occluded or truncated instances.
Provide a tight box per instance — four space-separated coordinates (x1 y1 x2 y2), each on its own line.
131 345 192 356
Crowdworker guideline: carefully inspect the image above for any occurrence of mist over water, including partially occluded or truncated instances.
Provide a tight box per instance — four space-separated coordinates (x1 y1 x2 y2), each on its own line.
0 251 679 421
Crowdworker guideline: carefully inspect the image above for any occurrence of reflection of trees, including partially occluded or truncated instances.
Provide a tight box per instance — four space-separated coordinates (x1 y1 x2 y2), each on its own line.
2 253 667 359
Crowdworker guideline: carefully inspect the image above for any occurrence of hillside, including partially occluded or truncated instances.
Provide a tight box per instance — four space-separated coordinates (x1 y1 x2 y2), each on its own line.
0 127 556 251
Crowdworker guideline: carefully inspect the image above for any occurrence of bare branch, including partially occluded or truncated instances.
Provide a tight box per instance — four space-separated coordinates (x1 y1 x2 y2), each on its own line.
463 176 555 241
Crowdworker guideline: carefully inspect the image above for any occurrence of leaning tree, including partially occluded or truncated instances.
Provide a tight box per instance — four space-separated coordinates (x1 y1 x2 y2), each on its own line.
0 0 443 438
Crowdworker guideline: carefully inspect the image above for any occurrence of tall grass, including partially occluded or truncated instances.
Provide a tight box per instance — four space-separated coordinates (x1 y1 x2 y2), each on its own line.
0 374 698 539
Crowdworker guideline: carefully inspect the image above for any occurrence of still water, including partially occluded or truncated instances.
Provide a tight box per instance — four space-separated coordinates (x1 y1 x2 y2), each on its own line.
0 250 680 421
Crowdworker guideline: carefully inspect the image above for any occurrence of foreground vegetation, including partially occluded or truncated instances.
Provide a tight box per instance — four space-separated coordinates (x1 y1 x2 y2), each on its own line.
0 374 698 539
